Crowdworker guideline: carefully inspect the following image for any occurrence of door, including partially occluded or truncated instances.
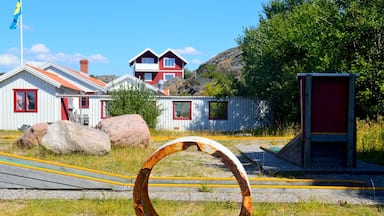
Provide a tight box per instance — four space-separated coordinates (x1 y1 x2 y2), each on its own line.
61 98 69 120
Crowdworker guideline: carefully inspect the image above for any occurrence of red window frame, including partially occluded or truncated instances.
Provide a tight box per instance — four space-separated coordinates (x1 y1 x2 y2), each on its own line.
79 92 94 109
173 101 192 120
80 97 89 108
14 89 38 112
209 101 228 120
101 100 111 119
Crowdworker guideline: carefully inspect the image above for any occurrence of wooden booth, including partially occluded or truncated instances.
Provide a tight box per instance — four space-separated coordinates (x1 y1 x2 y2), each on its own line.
278 73 358 168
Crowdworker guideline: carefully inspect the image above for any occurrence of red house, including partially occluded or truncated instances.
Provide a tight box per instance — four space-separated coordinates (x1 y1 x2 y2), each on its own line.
129 48 188 86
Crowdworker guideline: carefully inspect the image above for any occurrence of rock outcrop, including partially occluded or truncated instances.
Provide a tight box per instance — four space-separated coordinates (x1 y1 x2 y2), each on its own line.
164 47 243 96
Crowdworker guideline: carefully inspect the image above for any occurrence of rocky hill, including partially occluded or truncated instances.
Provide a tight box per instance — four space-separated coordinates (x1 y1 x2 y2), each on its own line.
164 46 243 96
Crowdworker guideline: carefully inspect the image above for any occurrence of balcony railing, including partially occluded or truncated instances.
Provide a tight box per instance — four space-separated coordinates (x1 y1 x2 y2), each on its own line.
134 63 158 72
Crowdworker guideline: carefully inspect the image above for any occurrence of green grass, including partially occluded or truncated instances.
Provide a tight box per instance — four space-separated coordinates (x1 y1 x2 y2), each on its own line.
0 199 382 216
356 116 384 165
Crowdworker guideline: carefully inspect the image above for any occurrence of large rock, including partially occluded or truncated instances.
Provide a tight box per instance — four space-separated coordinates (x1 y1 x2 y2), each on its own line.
41 121 111 155
97 114 150 148
165 47 243 96
15 123 49 148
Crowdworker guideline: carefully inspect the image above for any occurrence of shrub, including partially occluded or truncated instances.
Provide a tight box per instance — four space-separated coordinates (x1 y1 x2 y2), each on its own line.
107 82 162 128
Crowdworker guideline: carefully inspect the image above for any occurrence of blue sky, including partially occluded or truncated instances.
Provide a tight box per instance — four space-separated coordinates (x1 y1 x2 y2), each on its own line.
0 0 264 76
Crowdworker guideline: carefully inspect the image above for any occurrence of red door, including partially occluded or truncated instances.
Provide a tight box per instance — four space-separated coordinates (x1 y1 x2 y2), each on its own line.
61 98 69 120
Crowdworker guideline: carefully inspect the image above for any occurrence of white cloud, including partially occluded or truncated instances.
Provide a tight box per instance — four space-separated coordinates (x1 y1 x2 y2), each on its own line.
0 43 109 71
30 43 50 54
26 44 109 64
191 59 203 64
175 46 202 55
0 54 19 66
87 54 109 63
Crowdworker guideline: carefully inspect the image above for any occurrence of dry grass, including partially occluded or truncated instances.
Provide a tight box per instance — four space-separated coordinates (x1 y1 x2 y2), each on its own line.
0 130 258 177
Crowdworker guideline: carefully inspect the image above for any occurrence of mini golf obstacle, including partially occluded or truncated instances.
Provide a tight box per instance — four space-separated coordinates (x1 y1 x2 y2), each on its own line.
133 136 252 216
277 73 358 168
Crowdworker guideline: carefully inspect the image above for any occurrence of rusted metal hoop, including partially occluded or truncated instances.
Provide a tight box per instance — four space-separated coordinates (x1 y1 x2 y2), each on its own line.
133 136 253 216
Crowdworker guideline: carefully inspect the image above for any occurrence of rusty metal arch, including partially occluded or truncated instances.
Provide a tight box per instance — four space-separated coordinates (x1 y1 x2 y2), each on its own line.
133 136 253 216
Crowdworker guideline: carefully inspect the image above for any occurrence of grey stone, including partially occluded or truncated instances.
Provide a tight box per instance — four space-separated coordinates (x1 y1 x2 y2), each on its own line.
97 114 150 148
15 123 49 148
41 120 110 155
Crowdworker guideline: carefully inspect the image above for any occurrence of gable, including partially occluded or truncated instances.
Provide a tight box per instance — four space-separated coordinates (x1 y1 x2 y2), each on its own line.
129 48 159 66
159 49 188 64
106 74 165 95
42 63 106 93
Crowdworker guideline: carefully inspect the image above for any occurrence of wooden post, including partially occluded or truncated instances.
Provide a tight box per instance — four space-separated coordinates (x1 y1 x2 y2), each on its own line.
346 74 356 167
303 75 312 168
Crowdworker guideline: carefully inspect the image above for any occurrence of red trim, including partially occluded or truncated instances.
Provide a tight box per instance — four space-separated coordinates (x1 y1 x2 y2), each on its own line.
173 101 192 120
101 100 110 119
79 97 89 108
13 89 38 113
209 101 228 120
61 98 69 120
79 92 94 109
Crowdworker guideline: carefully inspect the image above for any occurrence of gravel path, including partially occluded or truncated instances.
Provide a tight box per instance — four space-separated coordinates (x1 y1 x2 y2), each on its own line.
0 186 383 205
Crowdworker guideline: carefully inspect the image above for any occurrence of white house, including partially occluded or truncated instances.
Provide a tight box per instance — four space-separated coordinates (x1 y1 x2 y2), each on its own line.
0 61 267 132
105 73 165 95
0 61 107 129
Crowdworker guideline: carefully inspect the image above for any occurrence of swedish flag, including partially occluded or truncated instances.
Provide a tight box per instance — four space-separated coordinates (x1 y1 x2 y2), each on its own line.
10 0 22 29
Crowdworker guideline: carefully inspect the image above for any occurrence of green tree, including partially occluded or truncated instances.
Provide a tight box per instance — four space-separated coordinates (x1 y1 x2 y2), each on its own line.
183 68 193 79
238 0 384 126
107 83 162 128
200 64 244 97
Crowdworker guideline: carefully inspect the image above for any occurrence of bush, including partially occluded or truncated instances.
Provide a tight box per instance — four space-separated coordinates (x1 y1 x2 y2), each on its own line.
107 83 162 128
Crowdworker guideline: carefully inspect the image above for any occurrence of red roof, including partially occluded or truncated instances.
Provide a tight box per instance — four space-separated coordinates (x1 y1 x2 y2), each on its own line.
28 65 81 91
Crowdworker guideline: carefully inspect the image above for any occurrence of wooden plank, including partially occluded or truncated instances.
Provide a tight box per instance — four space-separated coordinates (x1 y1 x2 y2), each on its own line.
304 75 312 168
311 134 347 142
0 172 79 189
0 155 130 184
0 181 33 189
347 74 356 167
0 164 113 190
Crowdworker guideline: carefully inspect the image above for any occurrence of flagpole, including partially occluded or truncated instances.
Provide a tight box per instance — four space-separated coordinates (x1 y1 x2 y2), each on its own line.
19 0 23 65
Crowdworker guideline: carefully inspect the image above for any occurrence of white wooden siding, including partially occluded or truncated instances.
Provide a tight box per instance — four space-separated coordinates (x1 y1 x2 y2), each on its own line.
0 72 61 129
56 95 110 128
156 96 267 132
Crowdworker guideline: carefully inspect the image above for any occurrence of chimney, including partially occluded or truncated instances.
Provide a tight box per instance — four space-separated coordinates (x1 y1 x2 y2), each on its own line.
80 59 89 74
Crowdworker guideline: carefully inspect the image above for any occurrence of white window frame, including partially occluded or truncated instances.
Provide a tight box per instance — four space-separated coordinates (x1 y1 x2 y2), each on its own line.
163 73 175 81
142 57 154 64
163 58 175 68
144 73 153 81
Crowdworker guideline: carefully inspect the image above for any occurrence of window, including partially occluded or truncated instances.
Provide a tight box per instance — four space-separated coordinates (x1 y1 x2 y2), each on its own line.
79 92 94 109
142 57 154 64
164 58 175 67
144 73 153 81
80 97 89 108
164 73 175 81
14 89 38 112
209 101 228 120
173 101 191 120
